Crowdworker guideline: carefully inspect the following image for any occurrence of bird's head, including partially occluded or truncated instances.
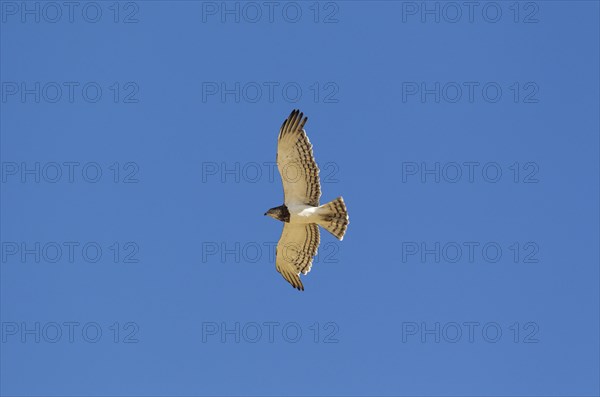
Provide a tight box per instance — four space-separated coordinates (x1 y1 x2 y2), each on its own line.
264 205 290 222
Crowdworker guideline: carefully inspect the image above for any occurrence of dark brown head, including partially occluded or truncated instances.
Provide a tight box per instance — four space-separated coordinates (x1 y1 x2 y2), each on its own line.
264 205 290 222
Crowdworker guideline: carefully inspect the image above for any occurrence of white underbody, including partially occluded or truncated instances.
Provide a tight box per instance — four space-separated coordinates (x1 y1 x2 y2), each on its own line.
287 204 321 224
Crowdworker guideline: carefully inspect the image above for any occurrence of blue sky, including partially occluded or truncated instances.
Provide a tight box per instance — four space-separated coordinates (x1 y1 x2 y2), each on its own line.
1 1 599 396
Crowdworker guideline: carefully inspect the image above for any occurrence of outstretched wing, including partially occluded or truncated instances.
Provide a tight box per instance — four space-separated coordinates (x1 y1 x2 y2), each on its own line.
275 223 320 291
277 109 321 207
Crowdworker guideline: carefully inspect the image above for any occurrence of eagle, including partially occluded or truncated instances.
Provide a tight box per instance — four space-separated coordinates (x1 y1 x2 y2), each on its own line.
264 109 349 291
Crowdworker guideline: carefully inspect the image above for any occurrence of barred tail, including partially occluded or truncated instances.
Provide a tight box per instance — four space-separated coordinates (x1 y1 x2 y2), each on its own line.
318 197 349 240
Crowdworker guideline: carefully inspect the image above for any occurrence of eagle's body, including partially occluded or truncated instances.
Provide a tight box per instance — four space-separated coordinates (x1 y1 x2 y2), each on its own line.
266 204 318 223
265 110 349 291
288 204 320 223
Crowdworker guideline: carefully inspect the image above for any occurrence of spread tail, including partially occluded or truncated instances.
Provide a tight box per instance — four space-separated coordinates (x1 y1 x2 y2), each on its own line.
318 197 349 240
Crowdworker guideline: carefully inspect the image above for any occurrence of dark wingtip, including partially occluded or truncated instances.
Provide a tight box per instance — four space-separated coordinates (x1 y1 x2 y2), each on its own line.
300 115 308 129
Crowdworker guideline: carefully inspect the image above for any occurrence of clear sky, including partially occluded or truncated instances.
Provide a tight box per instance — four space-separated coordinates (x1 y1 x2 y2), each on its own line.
1 1 599 396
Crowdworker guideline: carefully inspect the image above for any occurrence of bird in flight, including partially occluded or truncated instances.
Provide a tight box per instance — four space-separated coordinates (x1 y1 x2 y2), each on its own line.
265 109 349 291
